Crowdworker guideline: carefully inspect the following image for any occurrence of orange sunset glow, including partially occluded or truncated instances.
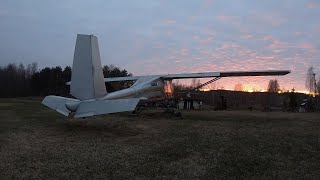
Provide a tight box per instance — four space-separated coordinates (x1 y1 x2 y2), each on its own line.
0 0 319 93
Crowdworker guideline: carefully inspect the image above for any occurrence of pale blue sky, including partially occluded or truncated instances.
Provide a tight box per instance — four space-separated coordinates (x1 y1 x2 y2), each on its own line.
1 0 319 91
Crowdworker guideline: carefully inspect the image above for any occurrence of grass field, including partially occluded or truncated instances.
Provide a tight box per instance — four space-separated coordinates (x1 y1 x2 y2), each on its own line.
1 98 320 179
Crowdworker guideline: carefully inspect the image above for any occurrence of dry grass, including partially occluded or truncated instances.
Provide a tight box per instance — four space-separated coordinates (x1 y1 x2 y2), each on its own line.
1 98 320 179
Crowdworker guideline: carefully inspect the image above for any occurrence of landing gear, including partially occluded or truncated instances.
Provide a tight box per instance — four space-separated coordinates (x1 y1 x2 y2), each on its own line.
131 101 182 118
163 104 182 117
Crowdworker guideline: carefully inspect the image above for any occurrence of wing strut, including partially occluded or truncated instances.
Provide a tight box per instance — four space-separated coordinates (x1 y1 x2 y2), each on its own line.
181 77 221 96
190 77 221 92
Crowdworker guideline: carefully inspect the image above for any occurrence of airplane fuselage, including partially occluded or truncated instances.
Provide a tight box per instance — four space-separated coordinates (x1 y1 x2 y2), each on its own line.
101 77 173 101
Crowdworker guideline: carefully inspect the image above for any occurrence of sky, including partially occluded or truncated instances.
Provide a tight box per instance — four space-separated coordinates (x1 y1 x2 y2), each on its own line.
1 0 320 92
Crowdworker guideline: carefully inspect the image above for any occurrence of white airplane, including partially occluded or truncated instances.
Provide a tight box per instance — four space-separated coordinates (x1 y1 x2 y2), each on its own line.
42 34 290 118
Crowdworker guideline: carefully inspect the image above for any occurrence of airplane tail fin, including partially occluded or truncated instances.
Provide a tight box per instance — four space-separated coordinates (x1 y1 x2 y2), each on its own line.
70 34 107 100
41 34 140 118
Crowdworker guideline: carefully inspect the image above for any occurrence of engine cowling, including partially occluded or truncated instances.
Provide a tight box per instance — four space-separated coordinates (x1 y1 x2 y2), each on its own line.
163 80 174 97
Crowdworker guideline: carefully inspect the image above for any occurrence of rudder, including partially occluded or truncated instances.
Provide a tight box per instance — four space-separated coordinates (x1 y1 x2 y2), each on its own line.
70 34 107 100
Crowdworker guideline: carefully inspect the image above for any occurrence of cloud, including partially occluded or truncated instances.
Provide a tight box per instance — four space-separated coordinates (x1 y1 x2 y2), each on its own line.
241 34 254 39
179 48 189 56
199 37 214 45
256 14 286 27
163 19 176 26
216 15 243 29
299 43 314 49
255 56 275 59
263 35 315 51
294 31 304 36
307 2 318 9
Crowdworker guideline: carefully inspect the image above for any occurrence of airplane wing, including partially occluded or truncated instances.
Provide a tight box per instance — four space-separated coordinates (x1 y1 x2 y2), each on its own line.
162 70 290 79
103 70 290 82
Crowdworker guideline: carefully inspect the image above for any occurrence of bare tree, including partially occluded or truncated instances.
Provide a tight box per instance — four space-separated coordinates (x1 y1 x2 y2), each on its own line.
317 75 320 94
191 78 201 89
218 85 225 90
18 63 25 77
234 83 243 91
306 66 316 94
31 62 38 74
172 80 182 91
267 79 280 92
208 82 216 90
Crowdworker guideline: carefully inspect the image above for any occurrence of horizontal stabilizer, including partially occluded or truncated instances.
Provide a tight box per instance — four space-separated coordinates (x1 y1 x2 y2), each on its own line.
42 95 80 116
74 98 140 118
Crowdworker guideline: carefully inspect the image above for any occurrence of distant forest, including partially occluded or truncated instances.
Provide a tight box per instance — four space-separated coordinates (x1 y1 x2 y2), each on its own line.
0 63 132 98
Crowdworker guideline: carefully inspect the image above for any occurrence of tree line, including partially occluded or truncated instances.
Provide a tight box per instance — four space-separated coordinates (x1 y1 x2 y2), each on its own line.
0 63 132 98
1 63 319 98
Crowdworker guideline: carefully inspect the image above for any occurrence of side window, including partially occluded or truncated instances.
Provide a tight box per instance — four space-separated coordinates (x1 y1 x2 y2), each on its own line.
151 82 158 86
